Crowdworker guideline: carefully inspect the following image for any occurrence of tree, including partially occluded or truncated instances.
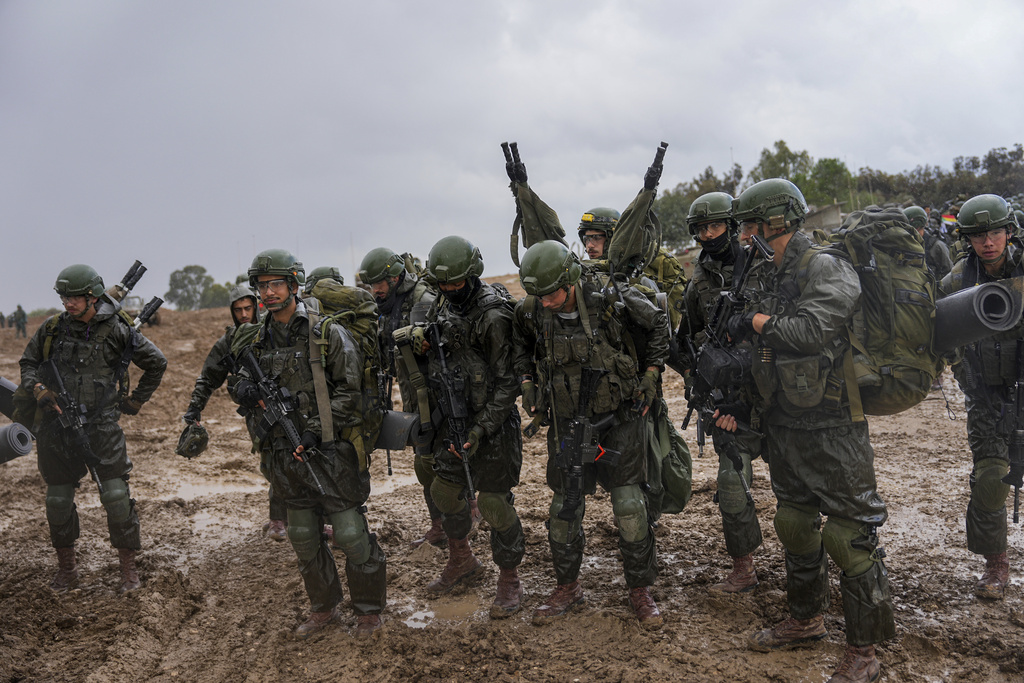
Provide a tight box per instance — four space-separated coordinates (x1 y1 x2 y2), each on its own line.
798 158 854 207
653 163 745 250
199 283 230 309
746 140 813 186
165 265 214 311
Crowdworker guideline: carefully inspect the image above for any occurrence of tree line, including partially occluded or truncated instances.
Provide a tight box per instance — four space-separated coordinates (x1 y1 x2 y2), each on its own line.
165 266 248 311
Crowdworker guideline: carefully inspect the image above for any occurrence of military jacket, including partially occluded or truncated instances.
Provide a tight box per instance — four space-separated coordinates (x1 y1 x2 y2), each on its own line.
513 272 669 419
20 303 166 423
924 231 953 282
187 326 237 414
643 247 688 330
679 249 739 365
378 272 435 406
751 231 860 428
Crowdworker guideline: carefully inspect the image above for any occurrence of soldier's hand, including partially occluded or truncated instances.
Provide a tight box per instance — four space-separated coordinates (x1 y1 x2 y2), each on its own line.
643 162 663 191
410 327 429 355
633 368 660 416
294 430 319 458
1003 464 1024 489
234 379 261 408
726 312 756 343
120 395 144 416
33 383 59 412
183 407 202 425
712 408 739 433
521 377 539 415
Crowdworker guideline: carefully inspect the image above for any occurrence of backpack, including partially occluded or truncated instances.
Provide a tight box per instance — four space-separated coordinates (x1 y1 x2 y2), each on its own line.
801 206 942 419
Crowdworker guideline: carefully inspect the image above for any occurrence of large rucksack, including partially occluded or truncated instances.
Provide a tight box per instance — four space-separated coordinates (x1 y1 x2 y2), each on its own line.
802 206 943 418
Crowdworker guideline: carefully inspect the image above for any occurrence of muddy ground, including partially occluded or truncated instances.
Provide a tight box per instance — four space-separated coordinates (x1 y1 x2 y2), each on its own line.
1 293 1023 683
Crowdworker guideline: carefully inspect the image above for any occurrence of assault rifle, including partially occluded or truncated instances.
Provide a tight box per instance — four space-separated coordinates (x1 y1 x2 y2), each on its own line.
427 323 476 501
556 367 620 521
103 260 147 305
40 359 106 495
379 369 395 475
233 349 327 496
1003 340 1024 523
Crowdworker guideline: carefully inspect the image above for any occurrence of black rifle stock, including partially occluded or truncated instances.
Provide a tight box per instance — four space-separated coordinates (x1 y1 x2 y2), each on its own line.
236 349 327 496
427 323 476 501
41 359 105 495
380 370 394 476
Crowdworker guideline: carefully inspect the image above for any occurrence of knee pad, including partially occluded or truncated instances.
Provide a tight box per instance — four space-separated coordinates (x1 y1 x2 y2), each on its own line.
822 517 878 578
972 458 1011 513
717 468 749 515
286 508 322 561
99 479 132 524
611 485 648 543
327 507 371 565
477 491 516 532
773 503 822 557
45 484 77 526
548 492 584 544
430 476 467 515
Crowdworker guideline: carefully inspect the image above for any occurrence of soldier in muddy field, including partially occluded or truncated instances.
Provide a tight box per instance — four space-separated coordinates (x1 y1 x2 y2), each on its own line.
717 179 895 683
939 193 1022 603
19 264 167 594
13 304 28 338
178 284 290 542
230 249 386 639
399 236 525 619
513 240 668 630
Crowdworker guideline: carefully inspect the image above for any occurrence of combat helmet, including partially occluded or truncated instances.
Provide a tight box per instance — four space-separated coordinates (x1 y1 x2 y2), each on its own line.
54 264 104 298
1014 209 1024 228
175 422 209 459
903 206 928 230
519 240 582 297
733 178 808 236
358 248 405 285
956 194 1015 235
248 249 304 287
687 192 736 236
304 266 344 294
577 207 620 239
426 236 484 284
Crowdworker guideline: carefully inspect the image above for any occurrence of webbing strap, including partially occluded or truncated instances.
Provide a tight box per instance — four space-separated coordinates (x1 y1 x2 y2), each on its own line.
306 312 335 444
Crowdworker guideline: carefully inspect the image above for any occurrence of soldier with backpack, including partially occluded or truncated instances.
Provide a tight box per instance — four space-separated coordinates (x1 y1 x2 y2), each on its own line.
230 249 386 640
905 206 952 282
718 179 895 683
939 194 1023 601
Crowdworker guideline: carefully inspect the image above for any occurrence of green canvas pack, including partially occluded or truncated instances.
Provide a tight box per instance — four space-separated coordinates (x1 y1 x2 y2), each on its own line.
801 206 942 419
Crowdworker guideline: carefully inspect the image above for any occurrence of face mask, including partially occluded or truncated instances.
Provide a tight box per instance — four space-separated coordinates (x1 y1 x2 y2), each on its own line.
699 231 732 257
444 279 478 307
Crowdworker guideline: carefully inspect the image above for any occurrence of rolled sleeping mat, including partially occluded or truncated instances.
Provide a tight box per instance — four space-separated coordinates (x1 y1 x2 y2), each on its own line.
0 423 33 465
934 279 1024 354
0 376 17 421
374 410 421 451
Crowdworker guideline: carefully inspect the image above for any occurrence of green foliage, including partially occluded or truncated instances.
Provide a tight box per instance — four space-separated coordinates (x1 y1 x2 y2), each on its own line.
235 273 248 285
747 140 813 185
165 265 215 311
794 158 855 207
28 307 61 318
654 163 743 250
199 283 230 309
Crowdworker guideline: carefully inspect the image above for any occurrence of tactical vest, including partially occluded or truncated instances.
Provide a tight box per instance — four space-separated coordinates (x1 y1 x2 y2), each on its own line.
253 317 317 439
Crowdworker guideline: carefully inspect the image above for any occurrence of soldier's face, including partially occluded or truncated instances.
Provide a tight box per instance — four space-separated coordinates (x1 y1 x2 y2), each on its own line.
968 228 1009 264
370 276 399 302
255 275 295 312
581 231 607 260
60 294 95 320
231 299 256 325
695 221 727 241
540 285 575 313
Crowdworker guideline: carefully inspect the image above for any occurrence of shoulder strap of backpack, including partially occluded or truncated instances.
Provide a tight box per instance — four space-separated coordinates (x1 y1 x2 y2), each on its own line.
306 310 335 445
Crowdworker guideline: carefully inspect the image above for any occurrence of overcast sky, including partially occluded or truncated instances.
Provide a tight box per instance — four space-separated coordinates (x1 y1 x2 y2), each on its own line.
2 0 1021 312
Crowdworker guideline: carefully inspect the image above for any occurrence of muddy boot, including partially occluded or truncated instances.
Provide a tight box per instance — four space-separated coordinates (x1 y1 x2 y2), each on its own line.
294 607 339 640
354 614 383 640
117 549 141 594
265 519 287 542
50 546 79 591
711 553 759 593
749 615 827 652
827 644 880 683
426 536 482 593
975 552 1009 600
410 516 447 549
489 567 523 619
532 581 586 625
629 586 663 630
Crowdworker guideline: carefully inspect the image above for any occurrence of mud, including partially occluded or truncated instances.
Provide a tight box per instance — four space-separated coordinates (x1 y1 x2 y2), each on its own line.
1 297 1023 683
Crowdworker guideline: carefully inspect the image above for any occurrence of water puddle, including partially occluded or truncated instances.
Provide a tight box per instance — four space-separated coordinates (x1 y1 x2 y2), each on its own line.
404 610 433 628
431 594 482 620
173 481 267 499
370 473 419 497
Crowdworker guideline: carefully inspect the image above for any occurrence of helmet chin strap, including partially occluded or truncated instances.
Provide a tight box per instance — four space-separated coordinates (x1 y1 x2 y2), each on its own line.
72 296 96 319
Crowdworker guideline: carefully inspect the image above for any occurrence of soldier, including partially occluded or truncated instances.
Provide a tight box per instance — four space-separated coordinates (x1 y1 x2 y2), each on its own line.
13 304 28 338
303 266 344 295
680 192 764 593
20 264 166 593
0 310 5 328
939 194 1022 601
406 237 525 618
905 206 952 282
357 247 447 548
231 249 385 639
514 240 668 630
180 285 288 541
720 179 895 683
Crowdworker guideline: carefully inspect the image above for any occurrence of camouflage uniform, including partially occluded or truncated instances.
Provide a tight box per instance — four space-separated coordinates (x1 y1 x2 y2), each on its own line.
13 305 28 338
924 230 953 282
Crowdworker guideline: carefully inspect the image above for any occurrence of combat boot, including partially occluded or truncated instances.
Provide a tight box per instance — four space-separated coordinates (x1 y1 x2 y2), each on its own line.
489 567 523 619
426 536 482 593
117 549 141 594
710 553 759 593
975 552 1009 600
50 546 79 591
628 586 663 630
294 606 339 640
265 519 287 542
532 581 586 625
410 516 447 549
354 614 383 640
749 615 827 651
827 644 880 683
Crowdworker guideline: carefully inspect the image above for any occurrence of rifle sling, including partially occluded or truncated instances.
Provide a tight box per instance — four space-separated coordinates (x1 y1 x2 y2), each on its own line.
306 311 335 445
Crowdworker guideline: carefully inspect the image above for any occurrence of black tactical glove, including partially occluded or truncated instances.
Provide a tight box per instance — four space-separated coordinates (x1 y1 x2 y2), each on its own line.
183 407 202 425
726 312 757 343
1003 464 1024 489
33 383 58 411
633 368 660 414
508 157 528 184
295 430 319 457
521 377 538 415
234 379 261 408
643 161 663 191
121 395 144 415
